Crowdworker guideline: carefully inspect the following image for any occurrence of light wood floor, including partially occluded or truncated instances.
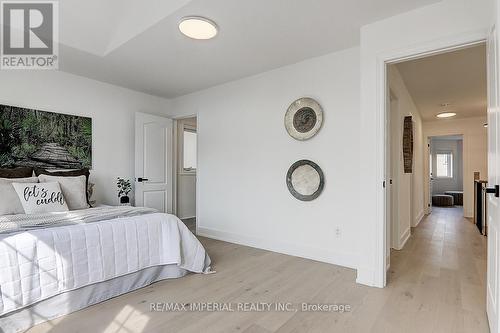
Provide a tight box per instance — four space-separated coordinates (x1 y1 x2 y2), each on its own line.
28 207 488 333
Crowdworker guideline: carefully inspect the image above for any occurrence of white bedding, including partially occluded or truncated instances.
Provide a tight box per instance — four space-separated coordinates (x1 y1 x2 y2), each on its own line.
0 265 188 333
0 209 211 316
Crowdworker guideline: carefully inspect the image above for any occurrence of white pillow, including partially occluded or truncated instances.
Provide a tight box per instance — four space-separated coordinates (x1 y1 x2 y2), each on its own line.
38 174 89 210
0 177 39 215
12 182 68 214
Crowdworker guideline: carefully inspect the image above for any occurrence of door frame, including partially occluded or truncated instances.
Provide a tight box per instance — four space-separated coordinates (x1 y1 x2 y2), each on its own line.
424 133 465 216
172 114 198 229
427 137 433 215
373 30 488 288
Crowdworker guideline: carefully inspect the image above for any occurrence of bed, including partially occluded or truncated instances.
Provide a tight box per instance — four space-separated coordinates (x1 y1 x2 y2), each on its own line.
0 206 211 333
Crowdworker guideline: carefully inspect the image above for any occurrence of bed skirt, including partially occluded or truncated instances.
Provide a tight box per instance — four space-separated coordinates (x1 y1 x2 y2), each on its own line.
0 264 188 333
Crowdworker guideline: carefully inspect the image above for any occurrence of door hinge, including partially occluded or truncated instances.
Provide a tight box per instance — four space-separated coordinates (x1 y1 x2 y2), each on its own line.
383 181 386 188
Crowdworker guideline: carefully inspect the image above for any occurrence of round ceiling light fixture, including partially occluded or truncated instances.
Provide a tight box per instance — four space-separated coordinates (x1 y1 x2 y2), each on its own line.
436 112 457 118
179 16 218 40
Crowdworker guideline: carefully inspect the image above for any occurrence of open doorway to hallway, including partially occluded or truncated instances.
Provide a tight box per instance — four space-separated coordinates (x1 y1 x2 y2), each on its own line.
429 135 464 212
385 42 488 311
175 116 197 234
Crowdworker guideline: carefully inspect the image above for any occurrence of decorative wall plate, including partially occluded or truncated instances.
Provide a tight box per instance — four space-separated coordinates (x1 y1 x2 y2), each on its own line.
403 116 413 174
284 97 323 140
286 160 324 201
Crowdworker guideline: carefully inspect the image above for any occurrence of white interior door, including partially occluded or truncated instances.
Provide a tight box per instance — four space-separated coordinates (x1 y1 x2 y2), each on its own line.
389 94 399 251
487 24 500 333
385 89 392 271
135 112 173 213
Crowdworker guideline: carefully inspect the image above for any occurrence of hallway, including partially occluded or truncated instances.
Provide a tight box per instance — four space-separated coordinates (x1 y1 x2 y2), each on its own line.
385 207 488 332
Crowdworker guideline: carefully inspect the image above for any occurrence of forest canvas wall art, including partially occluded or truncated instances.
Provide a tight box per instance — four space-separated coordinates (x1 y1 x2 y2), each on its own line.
0 104 92 169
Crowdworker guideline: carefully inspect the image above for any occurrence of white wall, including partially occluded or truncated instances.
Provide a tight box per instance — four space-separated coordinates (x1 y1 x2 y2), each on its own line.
0 70 171 205
176 117 197 219
171 47 361 269
359 0 493 287
430 137 464 195
424 117 487 217
387 65 425 254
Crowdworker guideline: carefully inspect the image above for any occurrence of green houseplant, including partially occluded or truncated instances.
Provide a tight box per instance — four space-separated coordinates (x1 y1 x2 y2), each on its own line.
117 177 132 204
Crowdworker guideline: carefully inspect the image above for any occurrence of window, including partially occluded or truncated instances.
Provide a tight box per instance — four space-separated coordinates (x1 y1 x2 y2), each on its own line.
183 129 197 172
436 152 453 178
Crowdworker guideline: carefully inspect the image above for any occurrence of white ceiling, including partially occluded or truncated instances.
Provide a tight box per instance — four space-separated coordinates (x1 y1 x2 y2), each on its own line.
60 0 192 56
58 0 440 98
395 44 487 121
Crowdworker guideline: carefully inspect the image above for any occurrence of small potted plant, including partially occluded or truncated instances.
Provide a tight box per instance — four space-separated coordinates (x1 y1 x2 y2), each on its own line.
117 177 132 205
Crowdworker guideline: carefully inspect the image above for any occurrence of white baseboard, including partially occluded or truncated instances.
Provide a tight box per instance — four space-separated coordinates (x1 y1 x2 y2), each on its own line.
356 267 383 288
413 210 425 227
395 227 411 250
197 227 357 270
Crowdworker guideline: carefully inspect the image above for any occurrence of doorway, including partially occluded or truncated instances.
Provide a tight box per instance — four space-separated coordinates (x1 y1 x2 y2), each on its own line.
385 43 488 283
429 135 464 211
372 25 500 331
175 116 197 233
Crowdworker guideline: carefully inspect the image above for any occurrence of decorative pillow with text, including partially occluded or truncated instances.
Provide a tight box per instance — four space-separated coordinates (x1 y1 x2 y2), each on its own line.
12 182 69 214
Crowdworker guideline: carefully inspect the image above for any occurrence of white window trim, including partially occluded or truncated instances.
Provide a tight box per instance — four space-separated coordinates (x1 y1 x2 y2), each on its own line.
179 124 197 175
435 151 453 179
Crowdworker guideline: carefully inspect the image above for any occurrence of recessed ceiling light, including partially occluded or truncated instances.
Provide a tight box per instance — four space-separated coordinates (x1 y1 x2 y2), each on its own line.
179 16 218 40
436 112 457 118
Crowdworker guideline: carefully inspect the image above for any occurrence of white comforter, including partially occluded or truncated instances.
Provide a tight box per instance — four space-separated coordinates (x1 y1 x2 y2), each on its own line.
0 209 211 316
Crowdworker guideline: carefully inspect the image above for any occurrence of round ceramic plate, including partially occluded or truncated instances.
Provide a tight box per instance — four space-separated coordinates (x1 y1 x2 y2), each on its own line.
286 160 324 201
284 97 323 140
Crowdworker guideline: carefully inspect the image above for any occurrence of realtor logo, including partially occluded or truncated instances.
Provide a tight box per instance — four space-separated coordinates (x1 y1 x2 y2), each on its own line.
1 1 58 69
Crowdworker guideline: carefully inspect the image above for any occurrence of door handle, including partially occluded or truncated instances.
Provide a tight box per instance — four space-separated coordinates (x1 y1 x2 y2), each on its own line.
137 177 149 182
486 185 500 197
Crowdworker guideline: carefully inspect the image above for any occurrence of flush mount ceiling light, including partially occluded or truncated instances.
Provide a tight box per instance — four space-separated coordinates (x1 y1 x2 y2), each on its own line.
179 16 218 40
436 112 457 118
